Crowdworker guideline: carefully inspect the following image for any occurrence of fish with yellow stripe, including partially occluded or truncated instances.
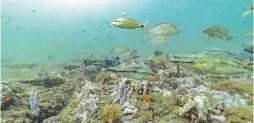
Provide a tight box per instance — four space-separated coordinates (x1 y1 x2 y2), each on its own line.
112 17 148 30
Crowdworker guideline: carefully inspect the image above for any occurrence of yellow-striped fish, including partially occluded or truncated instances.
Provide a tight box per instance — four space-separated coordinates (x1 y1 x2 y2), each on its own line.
112 18 148 30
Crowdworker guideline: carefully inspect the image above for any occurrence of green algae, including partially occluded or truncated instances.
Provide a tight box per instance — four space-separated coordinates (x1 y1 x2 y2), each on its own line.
100 104 122 123
191 57 252 74
224 106 253 123
132 92 187 122
2 63 39 69
1 108 32 123
214 80 253 95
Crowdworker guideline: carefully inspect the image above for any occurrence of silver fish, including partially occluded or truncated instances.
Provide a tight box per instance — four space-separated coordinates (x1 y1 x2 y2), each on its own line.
144 22 180 36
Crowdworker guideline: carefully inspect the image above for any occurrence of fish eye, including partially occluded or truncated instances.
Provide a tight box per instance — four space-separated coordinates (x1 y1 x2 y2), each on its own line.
115 20 118 22
171 25 177 29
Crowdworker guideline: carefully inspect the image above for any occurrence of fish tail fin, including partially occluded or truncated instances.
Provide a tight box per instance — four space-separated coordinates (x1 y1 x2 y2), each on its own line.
143 27 149 35
243 10 252 16
141 21 149 35
226 35 233 41
142 21 149 27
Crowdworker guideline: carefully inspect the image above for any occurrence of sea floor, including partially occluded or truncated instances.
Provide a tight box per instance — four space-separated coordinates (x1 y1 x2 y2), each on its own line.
1 49 253 123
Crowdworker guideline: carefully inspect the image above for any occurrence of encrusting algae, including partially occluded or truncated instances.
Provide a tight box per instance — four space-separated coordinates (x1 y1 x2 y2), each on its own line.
100 104 122 123
224 106 253 123
214 80 253 95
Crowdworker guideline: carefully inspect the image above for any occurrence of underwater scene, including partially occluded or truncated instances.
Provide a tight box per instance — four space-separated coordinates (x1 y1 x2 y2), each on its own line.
1 0 253 122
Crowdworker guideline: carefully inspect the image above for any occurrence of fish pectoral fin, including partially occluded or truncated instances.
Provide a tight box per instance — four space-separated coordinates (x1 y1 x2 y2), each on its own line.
159 36 168 41
204 34 210 40
149 36 169 44
122 22 124 28
218 37 223 40
226 35 233 41
212 36 220 40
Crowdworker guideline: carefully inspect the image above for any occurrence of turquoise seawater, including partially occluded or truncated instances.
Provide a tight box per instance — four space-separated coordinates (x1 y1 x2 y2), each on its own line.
1 0 253 68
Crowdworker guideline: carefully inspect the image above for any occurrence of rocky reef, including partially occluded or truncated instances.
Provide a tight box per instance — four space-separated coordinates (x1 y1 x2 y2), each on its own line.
1 47 253 123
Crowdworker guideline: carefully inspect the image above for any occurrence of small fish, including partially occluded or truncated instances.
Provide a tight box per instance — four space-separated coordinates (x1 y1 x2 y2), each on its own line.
94 37 99 42
144 22 180 36
50 40 61 47
120 12 127 17
149 36 171 44
32 9 36 12
47 56 55 59
145 22 179 44
242 41 253 54
245 29 253 36
110 45 130 55
112 18 148 30
243 4 253 16
203 25 233 41
154 50 163 56
8 17 11 22
1 95 13 103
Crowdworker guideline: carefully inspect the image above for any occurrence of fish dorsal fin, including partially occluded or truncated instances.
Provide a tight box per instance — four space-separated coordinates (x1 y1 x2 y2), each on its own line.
119 18 139 25
153 22 169 28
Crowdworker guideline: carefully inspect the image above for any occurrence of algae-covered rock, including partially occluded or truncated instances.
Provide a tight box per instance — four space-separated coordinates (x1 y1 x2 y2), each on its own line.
84 65 102 81
100 104 122 123
32 72 77 122
224 106 253 123
214 80 253 95
226 116 248 123
43 115 79 123
192 57 252 74
1 81 26 110
2 63 39 69
1 108 32 123
62 64 80 70
1 81 24 96
229 52 253 62
139 110 154 122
